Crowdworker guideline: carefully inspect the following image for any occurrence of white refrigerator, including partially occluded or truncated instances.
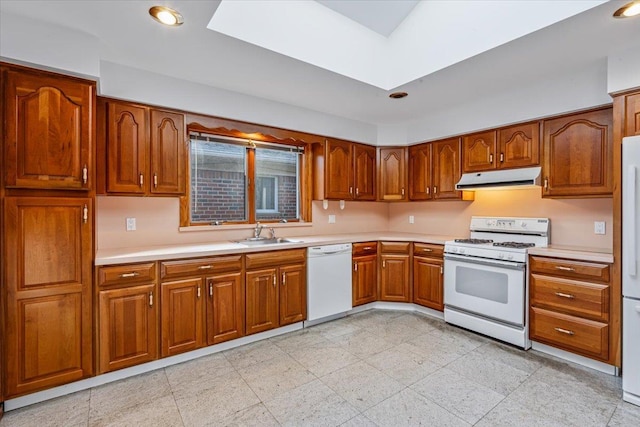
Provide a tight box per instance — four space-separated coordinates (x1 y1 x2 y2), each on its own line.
623 135 640 406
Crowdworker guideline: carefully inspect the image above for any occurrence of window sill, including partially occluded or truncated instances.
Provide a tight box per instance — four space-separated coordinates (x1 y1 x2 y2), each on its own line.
179 221 313 233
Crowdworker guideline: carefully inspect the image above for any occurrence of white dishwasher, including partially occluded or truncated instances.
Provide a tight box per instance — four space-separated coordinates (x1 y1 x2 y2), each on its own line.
305 243 353 326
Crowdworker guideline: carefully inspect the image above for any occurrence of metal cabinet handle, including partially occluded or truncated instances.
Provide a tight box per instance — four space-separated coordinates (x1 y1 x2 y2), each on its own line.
273 274 276 287
197 286 201 299
433 186 437 194
282 273 286 286
120 272 140 278
500 153 504 163
426 187 430 194
555 292 575 299
198 265 212 270
82 165 88 184
153 173 158 188
356 187 359 196
489 153 493 163
382 260 386 268
555 266 575 272
149 291 153 307
139 174 144 187
440 265 443 274
349 186 353 195
401 188 405 196
554 327 574 336
83 204 88 224
544 177 548 190
209 281 213 297
354 262 358 272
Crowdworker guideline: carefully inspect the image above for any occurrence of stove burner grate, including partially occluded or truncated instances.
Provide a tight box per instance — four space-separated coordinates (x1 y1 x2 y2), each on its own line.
493 242 535 249
454 238 494 244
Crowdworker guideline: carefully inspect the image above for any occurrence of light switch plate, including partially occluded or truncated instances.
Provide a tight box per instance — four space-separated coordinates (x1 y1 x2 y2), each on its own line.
126 217 137 231
328 215 336 224
594 221 605 235
409 215 415 224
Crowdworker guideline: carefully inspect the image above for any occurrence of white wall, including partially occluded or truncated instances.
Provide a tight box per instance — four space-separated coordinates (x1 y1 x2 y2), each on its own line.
607 45 640 94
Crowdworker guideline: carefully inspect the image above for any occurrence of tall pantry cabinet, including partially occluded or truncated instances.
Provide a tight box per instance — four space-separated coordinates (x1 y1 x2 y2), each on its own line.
1 64 96 400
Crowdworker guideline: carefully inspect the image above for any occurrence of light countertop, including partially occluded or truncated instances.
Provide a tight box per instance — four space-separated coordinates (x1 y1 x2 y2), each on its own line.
95 232 460 265
528 245 613 264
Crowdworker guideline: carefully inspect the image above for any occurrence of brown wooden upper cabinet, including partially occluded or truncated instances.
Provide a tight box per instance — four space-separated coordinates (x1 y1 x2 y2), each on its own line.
462 122 540 173
542 107 613 197
408 143 432 201
378 147 407 201
101 99 186 196
313 139 376 200
3 66 94 190
431 138 463 200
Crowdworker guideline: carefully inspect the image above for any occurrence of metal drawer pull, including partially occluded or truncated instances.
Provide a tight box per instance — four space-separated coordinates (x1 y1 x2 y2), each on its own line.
120 272 140 278
198 265 213 270
422 248 433 252
363 246 373 250
555 266 575 272
555 292 575 299
554 327 574 335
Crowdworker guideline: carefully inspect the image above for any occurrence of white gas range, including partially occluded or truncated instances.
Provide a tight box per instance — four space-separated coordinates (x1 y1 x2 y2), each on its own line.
443 216 550 349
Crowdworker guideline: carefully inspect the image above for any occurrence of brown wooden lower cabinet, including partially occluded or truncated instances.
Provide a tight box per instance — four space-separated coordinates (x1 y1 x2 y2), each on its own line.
379 241 412 302
206 272 245 345
3 197 93 398
413 247 444 311
352 242 378 306
98 284 158 373
245 249 306 336
161 278 205 357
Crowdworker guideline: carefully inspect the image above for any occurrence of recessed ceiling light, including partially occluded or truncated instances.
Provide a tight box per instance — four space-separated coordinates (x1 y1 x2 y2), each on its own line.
149 6 184 26
389 92 408 99
613 1 640 18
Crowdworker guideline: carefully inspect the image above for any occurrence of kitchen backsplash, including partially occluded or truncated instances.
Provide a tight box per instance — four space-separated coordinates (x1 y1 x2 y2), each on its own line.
97 188 612 251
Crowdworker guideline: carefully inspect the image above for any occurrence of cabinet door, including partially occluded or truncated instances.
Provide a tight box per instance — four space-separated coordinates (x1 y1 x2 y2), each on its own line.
98 284 157 373
4 197 93 397
246 268 279 335
353 143 376 200
463 131 496 172
161 278 204 357
325 140 353 199
432 138 462 200
106 101 147 194
408 143 432 201
413 257 443 311
4 69 93 190
206 272 244 345
150 109 186 195
498 122 540 169
378 147 407 201
542 108 613 197
353 255 377 306
279 264 307 326
380 255 410 302
624 92 640 136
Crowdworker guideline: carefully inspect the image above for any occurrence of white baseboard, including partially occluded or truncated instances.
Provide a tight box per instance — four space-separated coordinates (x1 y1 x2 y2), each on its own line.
348 301 445 321
623 391 640 407
531 341 618 376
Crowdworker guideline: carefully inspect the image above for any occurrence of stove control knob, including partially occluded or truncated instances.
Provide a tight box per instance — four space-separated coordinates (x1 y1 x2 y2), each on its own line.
450 247 457 253
459 248 465 254
507 254 514 260
498 253 505 259
520 221 527 228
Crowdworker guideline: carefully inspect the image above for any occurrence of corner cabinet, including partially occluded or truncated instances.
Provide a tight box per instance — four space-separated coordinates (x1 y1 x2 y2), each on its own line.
245 249 306 335
3 197 93 397
378 147 407 201
3 67 94 190
379 242 411 302
542 107 613 197
313 139 376 201
462 122 539 173
100 99 186 196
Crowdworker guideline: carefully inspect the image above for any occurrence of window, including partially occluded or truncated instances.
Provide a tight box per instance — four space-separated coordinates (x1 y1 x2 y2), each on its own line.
189 135 303 225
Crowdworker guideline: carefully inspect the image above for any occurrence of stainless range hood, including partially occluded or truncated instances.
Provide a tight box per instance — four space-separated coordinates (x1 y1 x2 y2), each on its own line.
455 166 541 190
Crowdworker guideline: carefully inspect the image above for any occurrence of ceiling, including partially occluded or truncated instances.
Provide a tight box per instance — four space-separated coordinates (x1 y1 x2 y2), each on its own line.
0 0 639 126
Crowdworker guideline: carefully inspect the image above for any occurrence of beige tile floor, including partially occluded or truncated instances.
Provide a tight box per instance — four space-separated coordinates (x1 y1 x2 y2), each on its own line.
2 310 639 426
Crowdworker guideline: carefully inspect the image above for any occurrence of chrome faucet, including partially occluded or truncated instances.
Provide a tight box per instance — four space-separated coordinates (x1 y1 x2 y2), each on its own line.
268 227 276 239
254 222 264 239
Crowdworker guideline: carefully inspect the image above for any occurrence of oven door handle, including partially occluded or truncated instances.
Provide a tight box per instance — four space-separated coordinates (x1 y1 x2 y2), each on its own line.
444 254 526 270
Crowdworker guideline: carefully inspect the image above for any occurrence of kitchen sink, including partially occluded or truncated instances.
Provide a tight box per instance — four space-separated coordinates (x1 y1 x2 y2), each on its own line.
234 237 303 246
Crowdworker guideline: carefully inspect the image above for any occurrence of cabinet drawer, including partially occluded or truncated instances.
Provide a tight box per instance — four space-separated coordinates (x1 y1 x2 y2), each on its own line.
245 249 306 269
529 256 610 283
531 274 609 322
413 243 443 258
98 263 157 287
161 255 242 279
530 307 608 360
380 241 411 254
353 242 377 256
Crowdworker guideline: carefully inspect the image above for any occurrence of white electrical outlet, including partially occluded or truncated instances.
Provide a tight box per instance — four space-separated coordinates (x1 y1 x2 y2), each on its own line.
594 221 606 235
328 215 336 224
409 215 415 224
126 217 137 231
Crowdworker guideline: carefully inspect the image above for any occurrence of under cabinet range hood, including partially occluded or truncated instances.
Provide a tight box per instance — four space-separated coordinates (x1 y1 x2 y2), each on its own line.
455 166 542 190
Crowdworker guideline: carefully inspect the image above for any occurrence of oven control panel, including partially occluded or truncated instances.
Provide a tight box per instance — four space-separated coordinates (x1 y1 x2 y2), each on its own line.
472 217 549 235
